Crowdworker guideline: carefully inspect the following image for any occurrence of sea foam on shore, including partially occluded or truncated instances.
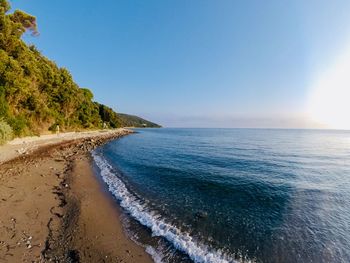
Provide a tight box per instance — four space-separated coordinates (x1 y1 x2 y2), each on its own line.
92 151 237 263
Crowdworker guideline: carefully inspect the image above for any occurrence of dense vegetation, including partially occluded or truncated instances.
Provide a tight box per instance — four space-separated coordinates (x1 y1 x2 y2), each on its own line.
0 0 159 143
117 113 161 128
0 118 12 144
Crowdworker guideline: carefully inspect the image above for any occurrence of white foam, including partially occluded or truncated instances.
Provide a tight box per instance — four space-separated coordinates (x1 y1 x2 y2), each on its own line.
92 151 238 263
121 215 165 263
145 245 165 263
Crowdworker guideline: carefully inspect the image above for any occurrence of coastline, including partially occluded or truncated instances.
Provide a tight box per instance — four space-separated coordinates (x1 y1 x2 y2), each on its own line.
0 129 134 165
0 129 153 262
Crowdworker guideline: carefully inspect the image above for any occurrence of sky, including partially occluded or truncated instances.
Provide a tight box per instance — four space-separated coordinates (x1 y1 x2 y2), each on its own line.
10 0 350 128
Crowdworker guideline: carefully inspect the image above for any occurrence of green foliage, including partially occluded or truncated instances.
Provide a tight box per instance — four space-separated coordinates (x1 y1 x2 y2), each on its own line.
0 118 13 144
0 0 160 137
97 103 121 128
0 0 10 13
0 86 9 117
0 0 103 135
6 115 27 136
10 10 38 36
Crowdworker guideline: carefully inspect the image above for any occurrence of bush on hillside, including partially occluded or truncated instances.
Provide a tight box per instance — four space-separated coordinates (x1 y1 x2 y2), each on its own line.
0 118 13 144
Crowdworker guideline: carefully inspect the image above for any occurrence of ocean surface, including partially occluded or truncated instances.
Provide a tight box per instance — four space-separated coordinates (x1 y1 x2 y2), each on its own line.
92 128 350 263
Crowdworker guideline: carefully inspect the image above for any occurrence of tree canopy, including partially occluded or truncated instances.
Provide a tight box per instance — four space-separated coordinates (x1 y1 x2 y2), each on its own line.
0 0 159 137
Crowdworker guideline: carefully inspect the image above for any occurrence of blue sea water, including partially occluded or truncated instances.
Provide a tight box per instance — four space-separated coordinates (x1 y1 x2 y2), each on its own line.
92 128 350 263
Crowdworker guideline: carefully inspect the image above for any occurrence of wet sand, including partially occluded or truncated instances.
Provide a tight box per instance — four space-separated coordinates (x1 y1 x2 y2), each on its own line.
0 130 152 262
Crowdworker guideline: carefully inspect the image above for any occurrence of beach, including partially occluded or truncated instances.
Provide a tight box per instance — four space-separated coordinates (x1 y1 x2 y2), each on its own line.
0 129 152 262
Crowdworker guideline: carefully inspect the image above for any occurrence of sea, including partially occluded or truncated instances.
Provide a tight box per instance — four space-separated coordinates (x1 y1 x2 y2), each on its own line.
92 128 350 263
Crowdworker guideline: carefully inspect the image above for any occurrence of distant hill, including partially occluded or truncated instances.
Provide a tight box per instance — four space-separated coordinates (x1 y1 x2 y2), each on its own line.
117 114 161 128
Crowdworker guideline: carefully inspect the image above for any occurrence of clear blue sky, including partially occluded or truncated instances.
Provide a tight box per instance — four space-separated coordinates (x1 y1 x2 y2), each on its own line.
10 0 350 128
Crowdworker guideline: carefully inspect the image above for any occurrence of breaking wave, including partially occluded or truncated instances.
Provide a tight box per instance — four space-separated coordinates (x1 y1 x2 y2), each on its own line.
92 151 237 263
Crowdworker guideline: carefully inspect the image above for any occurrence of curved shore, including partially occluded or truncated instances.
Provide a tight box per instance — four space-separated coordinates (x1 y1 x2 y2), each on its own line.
0 129 153 262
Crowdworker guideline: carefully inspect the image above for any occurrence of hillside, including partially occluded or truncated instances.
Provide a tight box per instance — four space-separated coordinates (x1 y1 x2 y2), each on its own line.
0 0 159 142
117 113 161 128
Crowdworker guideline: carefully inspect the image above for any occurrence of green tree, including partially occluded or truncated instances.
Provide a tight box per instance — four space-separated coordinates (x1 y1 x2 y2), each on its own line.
0 0 159 138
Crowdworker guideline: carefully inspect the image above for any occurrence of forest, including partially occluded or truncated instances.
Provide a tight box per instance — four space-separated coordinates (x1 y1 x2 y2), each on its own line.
0 0 159 143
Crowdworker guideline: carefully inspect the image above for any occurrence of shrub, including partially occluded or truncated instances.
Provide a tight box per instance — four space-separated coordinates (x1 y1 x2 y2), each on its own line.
0 118 13 144
7 116 27 136
0 86 9 118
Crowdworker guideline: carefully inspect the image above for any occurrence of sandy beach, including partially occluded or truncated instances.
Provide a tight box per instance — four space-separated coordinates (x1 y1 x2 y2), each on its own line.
0 129 153 262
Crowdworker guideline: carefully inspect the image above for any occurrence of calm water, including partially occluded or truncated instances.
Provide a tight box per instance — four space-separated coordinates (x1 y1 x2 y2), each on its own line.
92 128 350 263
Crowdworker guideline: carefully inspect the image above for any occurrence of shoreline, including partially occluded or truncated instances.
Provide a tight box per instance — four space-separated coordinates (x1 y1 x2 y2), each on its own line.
0 129 134 165
0 129 153 262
